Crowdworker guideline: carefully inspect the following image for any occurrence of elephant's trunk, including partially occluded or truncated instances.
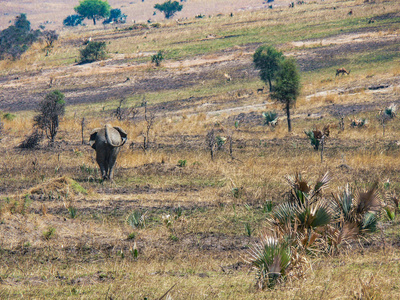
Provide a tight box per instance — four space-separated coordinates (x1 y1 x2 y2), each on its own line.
105 124 126 147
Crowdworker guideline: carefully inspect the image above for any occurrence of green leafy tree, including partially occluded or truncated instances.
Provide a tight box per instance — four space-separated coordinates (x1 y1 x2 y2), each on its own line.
253 45 284 92
154 1 183 19
79 41 107 63
271 58 300 132
74 0 111 25
34 90 66 144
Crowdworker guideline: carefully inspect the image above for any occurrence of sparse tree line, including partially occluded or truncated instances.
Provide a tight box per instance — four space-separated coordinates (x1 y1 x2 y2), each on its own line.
63 0 183 27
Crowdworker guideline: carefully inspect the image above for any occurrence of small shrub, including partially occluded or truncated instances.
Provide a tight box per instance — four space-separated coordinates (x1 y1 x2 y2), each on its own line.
79 41 107 64
3 113 16 121
151 50 164 66
127 232 136 240
43 227 56 240
177 159 186 167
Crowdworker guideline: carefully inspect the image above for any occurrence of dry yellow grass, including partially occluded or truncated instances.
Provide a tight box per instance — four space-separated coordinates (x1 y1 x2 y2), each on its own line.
0 0 400 298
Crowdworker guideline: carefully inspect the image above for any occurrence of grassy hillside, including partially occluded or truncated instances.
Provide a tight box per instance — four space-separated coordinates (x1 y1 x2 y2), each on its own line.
0 0 400 298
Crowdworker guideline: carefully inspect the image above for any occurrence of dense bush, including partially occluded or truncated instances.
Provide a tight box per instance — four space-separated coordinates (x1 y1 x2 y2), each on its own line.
0 14 41 60
103 8 127 24
79 41 107 63
63 14 85 27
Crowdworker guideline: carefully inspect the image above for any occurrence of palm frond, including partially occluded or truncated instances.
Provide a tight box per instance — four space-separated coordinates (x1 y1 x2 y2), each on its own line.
313 172 331 195
361 212 378 232
310 203 332 228
272 202 295 228
355 182 381 215
332 184 354 221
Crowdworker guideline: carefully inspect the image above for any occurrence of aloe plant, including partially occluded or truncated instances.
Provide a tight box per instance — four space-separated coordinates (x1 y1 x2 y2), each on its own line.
127 210 147 229
262 111 278 127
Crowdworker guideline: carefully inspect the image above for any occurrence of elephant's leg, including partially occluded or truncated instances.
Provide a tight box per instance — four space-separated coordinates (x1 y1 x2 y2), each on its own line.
108 149 120 181
104 159 110 180
96 151 108 180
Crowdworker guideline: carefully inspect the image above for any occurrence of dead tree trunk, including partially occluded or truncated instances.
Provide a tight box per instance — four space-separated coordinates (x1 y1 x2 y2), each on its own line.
81 117 86 145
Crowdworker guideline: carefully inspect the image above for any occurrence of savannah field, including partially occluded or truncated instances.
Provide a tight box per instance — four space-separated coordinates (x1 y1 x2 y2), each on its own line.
0 0 400 299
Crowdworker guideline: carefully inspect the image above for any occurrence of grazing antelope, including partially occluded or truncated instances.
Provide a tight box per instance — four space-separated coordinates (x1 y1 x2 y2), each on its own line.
257 86 265 93
336 68 350 76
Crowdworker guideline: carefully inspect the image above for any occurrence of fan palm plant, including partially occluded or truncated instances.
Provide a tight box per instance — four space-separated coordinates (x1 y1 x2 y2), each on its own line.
327 183 382 252
269 172 333 251
332 183 381 233
246 234 291 289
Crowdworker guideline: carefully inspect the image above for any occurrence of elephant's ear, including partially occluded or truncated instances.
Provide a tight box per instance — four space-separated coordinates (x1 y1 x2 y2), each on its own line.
89 128 100 149
113 126 127 143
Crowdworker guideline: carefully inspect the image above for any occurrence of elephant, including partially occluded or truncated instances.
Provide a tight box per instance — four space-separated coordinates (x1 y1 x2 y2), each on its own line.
89 124 127 180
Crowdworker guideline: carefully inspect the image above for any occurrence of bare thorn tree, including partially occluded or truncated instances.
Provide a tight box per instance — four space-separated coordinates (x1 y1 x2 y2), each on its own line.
81 117 86 144
113 98 139 121
206 129 217 160
34 90 65 145
142 99 155 151
206 127 235 161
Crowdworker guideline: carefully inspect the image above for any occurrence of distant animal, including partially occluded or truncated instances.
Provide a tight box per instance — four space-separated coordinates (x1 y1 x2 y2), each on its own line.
224 73 232 81
89 125 127 181
368 18 375 24
348 10 353 15
257 86 265 93
83 37 92 45
336 68 350 76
